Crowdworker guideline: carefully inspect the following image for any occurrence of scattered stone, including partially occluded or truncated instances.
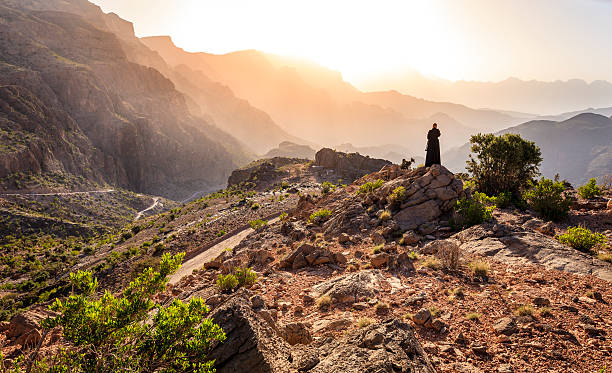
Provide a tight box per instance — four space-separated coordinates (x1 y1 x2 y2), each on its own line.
282 322 312 345
338 233 351 244
312 270 386 304
412 308 432 326
454 332 468 345
533 297 551 307
493 317 518 336
401 230 421 245
370 253 389 268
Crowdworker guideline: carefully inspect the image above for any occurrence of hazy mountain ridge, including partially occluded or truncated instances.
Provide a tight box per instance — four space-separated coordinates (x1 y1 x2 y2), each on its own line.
360 70 612 115
444 113 612 185
0 1 251 199
142 36 531 156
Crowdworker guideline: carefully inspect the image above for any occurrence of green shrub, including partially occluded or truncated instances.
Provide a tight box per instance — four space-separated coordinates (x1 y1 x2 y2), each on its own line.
578 178 602 199
249 219 268 231
495 191 512 208
357 179 384 195
450 196 494 230
279 212 289 221
234 267 258 287
379 210 392 221
217 230 227 237
557 225 606 252
38 253 225 372
321 181 334 194
388 186 406 209
309 209 332 224
523 177 571 221
216 274 239 293
467 133 542 197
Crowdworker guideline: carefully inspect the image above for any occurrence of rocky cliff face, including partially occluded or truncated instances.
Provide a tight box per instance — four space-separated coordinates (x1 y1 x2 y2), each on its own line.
314 148 392 182
0 1 250 199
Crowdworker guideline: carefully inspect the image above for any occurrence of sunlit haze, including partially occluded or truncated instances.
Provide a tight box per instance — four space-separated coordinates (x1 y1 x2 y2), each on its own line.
90 0 612 87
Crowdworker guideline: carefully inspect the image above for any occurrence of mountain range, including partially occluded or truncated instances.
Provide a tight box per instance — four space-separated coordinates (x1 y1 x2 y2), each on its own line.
358 69 612 115
444 113 612 185
2 0 611 199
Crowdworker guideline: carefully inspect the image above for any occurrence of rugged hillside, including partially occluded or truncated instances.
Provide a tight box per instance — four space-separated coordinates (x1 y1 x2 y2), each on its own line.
2 162 612 372
263 141 316 160
0 0 251 199
444 113 612 185
141 37 528 153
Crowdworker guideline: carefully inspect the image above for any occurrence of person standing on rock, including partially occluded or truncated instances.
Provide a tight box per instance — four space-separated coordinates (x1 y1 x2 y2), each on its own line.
425 123 441 167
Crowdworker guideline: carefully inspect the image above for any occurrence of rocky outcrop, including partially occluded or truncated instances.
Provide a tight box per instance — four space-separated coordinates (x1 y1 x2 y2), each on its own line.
209 292 293 373
308 319 435 373
315 164 465 237
311 270 387 304
454 223 612 281
314 148 391 182
227 158 308 190
208 291 434 373
263 141 316 160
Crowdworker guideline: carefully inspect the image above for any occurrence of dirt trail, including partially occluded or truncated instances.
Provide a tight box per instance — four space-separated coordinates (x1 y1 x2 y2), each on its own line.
169 217 280 285
0 189 116 197
135 197 162 221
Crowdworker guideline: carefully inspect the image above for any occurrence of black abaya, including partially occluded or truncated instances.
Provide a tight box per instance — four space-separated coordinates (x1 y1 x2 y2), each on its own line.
425 128 441 167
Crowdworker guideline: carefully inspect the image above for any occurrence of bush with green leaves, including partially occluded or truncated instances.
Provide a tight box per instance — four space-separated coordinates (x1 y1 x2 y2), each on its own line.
466 133 542 197
577 178 602 199
356 179 384 195
309 209 332 224
321 181 334 194
216 273 239 293
234 267 258 287
249 219 268 231
387 186 406 209
19 253 226 373
557 225 606 252
523 177 571 221
450 195 495 230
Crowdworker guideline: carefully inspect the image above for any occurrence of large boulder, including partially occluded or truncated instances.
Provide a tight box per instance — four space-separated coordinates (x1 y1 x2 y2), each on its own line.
308 319 435 373
209 292 293 373
311 270 387 304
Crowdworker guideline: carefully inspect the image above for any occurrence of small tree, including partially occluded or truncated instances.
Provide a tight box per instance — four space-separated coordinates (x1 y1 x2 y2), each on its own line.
467 133 542 197
36 253 225 373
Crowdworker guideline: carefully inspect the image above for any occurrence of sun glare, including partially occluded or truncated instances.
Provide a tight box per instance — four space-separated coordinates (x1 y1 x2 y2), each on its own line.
168 0 469 81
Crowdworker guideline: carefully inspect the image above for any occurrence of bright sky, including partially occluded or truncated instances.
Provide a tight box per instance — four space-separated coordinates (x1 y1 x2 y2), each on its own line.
91 0 612 84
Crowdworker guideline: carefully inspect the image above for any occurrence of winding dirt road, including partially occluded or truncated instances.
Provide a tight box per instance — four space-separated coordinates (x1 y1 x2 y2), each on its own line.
134 197 162 221
169 217 280 285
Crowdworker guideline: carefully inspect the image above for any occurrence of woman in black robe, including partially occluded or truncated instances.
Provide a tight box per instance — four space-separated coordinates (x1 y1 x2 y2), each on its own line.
425 123 441 167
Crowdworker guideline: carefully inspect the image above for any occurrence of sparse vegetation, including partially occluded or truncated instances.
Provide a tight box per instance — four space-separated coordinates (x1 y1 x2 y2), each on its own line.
557 225 606 252
468 260 490 279
357 317 375 328
375 302 390 313
316 295 332 310
357 179 384 195
379 210 392 221
30 253 225 372
516 305 535 317
249 219 268 230
450 195 494 230
577 178 602 199
279 212 289 221
217 229 227 237
309 209 332 224
422 256 442 270
436 241 461 270
371 244 384 254
466 312 481 321
321 181 335 194
597 252 612 263
216 273 239 293
539 307 553 317
388 186 406 209
523 177 571 221
234 267 258 287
